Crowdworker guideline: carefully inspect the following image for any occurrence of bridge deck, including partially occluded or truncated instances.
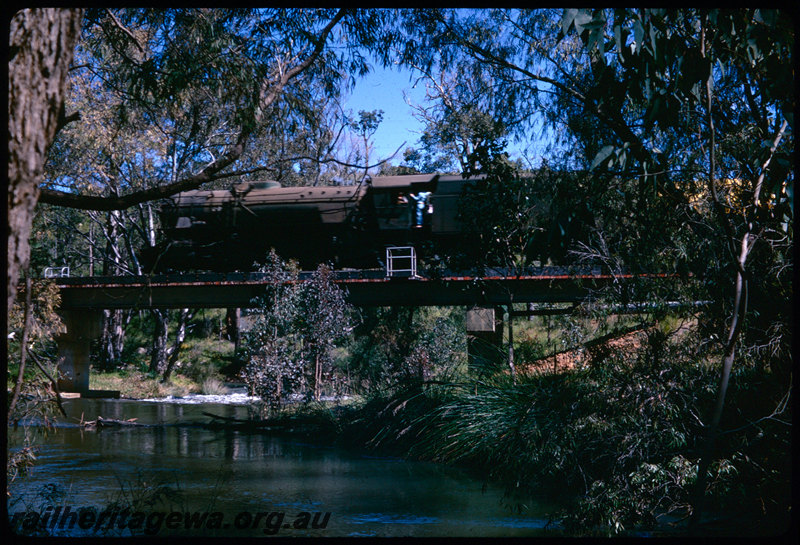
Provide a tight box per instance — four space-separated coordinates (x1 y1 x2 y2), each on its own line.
54 268 669 310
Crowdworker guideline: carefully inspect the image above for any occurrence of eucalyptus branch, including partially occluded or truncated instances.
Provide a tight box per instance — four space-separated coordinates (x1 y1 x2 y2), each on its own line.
123 208 149 243
8 278 33 418
434 12 654 169
256 9 347 122
27 348 68 418
38 9 348 212
97 11 145 69
701 21 738 266
54 108 81 136
721 384 792 435
105 9 144 53
277 142 406 171
752 119 788 209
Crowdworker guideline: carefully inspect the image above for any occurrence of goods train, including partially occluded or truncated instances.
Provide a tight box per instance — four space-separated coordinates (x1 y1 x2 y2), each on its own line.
140 173 481 272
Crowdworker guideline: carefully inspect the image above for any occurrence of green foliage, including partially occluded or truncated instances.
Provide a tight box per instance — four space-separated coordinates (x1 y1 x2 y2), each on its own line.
241 251 304 406
349 109 384 139
45 8 403 204
7 280 65 421
241 252 353 408
345 306 467 393
389 8 793 352
554 7 793 324
454 156 590 269
401 62 516 173
7 280 64 350
297 263 353 400
336 384 458 455
333 322 790 535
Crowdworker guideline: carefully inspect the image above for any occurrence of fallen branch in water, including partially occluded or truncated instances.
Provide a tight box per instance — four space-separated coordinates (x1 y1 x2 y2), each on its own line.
81 416 145 429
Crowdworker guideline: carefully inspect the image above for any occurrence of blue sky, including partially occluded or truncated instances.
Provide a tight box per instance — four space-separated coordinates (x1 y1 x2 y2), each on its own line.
343 63 542 169
343 64 428 164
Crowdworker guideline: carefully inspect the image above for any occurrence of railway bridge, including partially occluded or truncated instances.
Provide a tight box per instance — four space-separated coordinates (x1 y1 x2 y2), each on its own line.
51 263 668 395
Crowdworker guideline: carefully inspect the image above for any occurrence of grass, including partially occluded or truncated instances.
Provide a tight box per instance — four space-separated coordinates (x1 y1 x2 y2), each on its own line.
200 377 229 395
510 308 649 351
90 370 200 399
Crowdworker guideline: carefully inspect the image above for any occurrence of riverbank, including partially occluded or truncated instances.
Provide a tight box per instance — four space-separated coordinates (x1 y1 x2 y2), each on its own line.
88 370 200 399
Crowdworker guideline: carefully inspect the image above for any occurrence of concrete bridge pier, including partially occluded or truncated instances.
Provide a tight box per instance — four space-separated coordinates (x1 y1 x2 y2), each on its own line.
466 306 503 373
56 310 104 394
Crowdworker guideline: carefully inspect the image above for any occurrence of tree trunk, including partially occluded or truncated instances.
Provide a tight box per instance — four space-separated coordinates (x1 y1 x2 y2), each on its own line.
225 307 240 351
102 210 119 274
689 243 750 531
687 30 779 528
8 8 83 309
507 304 515 383
99 309 125 370
275 368 282 406
146 203 156 247
98 210 125 369
162 308 191 382
149 309 169 374
8 278 33 419
88 222 95 276
314 353 322 402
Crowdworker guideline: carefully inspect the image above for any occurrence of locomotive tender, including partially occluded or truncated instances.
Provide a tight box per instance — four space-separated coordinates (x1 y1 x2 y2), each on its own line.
141 173 479 272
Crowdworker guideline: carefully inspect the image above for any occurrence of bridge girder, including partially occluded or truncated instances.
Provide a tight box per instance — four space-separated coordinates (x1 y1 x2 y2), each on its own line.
54 270 640 310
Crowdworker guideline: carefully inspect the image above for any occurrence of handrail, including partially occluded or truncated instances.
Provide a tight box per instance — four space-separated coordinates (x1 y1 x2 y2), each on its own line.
385 246 417 278
44 266 70 278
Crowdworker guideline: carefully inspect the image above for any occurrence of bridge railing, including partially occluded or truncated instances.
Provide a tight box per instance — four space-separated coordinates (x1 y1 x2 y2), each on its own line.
44 266 70 278
385 246 417 278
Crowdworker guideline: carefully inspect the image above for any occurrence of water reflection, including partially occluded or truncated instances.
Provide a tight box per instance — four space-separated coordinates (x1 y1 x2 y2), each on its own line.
8 398 558 537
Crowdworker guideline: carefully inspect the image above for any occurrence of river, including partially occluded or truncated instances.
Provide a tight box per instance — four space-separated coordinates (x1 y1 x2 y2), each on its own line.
7 394 561 538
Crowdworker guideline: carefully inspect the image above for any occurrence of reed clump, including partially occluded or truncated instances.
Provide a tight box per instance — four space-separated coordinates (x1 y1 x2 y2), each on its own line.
335 332 790 536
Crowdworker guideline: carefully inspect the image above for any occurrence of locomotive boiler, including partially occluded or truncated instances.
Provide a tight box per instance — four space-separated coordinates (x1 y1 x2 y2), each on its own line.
140 173 477 272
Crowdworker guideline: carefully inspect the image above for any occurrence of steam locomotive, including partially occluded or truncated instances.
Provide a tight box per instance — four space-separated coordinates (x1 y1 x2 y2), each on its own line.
140 173 480 272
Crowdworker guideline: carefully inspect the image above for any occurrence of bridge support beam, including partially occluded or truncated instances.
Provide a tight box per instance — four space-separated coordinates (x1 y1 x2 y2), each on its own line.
466 306 503 374
56 310 103 394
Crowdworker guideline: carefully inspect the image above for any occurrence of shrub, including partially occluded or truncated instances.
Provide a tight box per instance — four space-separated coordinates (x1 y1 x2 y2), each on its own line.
338 322 789 535
201 377 229 396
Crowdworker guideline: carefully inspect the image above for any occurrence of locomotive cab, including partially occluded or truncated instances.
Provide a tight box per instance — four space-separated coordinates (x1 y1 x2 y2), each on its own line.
368 174 439 232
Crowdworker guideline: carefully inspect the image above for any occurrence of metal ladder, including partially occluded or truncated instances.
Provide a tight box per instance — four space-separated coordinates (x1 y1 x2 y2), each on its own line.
385 246 417 278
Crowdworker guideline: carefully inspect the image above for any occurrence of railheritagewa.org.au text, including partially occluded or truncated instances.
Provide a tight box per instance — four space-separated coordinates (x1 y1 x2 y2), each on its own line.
11 506 331 535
